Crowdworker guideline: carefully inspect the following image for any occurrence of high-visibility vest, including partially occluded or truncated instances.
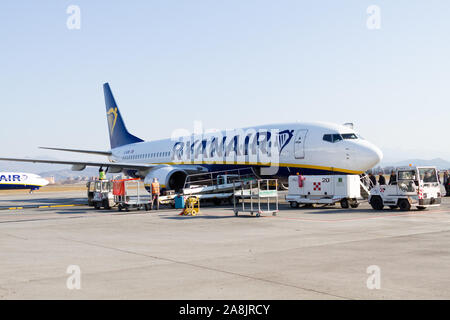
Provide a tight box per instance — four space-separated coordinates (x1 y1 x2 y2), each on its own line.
99 171 106 180
151 182 160 194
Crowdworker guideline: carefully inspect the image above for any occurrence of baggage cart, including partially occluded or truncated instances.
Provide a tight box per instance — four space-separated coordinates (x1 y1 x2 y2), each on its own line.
113 178 151 212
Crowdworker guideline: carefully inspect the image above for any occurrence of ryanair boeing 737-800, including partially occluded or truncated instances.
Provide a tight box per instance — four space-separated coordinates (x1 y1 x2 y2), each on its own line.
0 83 382 192
0 172 49 192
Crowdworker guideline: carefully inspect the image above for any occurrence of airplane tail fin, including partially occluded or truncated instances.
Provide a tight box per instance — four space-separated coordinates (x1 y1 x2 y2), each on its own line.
103 83 144 149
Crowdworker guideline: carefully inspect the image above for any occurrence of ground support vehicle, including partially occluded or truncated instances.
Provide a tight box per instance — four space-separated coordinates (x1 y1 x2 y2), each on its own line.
87 179 115 209
179 196 200 216
158 168 258 207
286 175 362 209
369 166 441 211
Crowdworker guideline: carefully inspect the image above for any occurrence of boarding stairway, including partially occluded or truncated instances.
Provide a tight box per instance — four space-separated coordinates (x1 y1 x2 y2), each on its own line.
359 176 373 200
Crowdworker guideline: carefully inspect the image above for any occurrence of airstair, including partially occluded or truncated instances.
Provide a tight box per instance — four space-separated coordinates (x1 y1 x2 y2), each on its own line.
359 175 373 200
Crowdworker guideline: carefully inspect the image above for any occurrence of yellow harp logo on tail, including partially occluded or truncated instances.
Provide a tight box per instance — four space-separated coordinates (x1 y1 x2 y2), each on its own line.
107 107 118 134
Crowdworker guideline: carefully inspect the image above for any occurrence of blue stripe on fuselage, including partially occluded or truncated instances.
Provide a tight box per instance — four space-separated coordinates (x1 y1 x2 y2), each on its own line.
0 184 41 190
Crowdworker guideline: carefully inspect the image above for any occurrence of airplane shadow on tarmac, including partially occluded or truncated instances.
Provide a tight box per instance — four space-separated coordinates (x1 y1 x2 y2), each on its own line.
301 208 383 214
0 197 86 205
289 206 424 214
56 210 93 214
160 213 243 220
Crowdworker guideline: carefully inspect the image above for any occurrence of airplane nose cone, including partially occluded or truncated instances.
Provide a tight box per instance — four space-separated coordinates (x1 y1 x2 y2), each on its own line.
352 141 383 172
365 143 383 169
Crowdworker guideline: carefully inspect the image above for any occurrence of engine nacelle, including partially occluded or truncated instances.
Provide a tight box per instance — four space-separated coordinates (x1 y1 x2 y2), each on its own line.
144 166 187 192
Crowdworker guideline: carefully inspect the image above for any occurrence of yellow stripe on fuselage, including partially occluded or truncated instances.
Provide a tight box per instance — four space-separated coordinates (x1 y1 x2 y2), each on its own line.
142 160 364 175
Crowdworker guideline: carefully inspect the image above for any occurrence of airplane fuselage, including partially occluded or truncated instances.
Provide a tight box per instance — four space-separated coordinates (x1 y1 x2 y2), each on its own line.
109 122 382 181
0 172 49 191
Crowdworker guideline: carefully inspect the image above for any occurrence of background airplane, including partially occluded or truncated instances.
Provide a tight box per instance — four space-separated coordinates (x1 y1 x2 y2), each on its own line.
0 172 49 193
0 83 382 192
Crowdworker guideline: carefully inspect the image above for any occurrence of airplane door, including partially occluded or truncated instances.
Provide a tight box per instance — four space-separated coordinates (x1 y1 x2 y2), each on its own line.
294 129 308 159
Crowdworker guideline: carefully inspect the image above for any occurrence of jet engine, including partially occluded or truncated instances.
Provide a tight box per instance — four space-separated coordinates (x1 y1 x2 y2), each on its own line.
143 166 187 192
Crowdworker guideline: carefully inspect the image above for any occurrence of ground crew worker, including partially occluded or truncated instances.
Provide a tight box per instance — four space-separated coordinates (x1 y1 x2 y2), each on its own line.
378 172 386 185
99 168 106 180
444 171 450 197
368 173 377 189
388 170 397 185
150 178 160 210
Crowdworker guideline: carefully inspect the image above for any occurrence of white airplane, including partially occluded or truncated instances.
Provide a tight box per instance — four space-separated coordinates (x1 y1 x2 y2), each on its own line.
0 172 49 192
0 83 382 192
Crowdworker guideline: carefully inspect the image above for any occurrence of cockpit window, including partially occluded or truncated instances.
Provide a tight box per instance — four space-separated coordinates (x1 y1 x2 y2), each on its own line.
342 133 358 139
333 134 343 142
323 134 333 142
323 134 344 143
323 133 360 143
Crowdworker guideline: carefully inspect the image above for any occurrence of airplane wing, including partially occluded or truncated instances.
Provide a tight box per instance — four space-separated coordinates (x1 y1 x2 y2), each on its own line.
0 157 209 174
0 157 161 173
39 147 112 156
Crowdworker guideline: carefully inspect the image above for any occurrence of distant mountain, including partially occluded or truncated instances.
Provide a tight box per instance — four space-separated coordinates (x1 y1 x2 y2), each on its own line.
381 158 450 170
38 167 100 181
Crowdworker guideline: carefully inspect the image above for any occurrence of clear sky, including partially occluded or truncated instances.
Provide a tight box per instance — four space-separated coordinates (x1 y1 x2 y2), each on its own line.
1 0 449 164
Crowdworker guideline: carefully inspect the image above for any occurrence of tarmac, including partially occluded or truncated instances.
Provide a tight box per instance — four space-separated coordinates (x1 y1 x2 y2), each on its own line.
0 189 450 299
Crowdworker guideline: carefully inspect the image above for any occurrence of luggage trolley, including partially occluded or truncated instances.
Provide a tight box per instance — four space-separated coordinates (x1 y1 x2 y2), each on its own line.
233 179 279 217
113 178 151 212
